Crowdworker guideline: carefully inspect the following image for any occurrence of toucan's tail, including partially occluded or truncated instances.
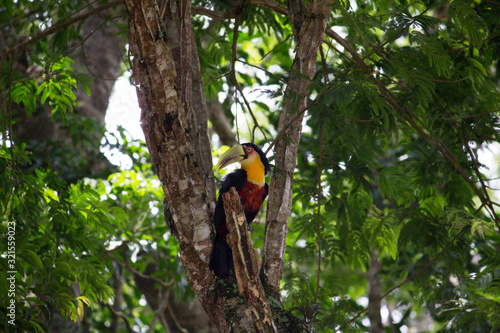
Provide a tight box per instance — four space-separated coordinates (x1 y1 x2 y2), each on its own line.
209 233 233 278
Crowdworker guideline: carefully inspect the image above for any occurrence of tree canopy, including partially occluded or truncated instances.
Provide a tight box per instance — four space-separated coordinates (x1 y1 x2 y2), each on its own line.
1 0 499 332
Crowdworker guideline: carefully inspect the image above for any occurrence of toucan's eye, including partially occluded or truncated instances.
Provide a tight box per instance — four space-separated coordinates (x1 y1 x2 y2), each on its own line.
246 147 252 153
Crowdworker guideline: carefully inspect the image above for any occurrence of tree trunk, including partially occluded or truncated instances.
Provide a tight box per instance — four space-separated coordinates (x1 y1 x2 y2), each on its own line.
124 0 225 327
72 8 127 124
10 5 126 180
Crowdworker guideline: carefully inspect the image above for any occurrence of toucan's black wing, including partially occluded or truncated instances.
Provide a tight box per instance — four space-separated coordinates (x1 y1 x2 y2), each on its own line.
219 169 248 193
210 169 248 278
213 169 247 232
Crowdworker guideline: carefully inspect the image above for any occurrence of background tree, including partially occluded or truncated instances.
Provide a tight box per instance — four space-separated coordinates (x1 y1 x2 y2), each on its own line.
1 0 500 332
0 1 216 331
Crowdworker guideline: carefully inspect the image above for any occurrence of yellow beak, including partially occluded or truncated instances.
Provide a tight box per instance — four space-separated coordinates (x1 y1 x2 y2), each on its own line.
216 145 246 170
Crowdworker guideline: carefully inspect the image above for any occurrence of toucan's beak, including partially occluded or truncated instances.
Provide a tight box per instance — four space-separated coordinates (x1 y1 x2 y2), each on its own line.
216 145 246 170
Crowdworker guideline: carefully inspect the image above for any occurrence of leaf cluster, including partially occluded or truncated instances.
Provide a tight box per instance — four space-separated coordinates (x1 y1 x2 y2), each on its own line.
278 0 500 330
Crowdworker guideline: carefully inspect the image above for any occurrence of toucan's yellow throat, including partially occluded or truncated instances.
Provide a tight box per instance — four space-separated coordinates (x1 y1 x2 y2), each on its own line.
240 155 265 186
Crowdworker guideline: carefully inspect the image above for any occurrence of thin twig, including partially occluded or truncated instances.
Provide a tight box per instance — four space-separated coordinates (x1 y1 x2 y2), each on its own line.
51 0 107 30
81 25 122 82
332 2 434 80
405 108 500 121
236 59 287 84
327 19 500 234
203 70 232 87
167 302 189 333
409 111 499 230
107 253 172 288
265 101 316 155
231 15 242 144
62 14 123 81
427 76 470 83
104 303 134 333
149 286 172 333
455 123 500 233
230 14 268 144
314 124 325 304
259 34 293 61
323 38 354 63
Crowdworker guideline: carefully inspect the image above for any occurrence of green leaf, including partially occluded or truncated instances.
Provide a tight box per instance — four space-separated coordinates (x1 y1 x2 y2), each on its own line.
19 250 44 271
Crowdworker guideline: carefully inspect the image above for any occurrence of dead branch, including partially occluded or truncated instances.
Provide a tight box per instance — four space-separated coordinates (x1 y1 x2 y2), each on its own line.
222 188 278 333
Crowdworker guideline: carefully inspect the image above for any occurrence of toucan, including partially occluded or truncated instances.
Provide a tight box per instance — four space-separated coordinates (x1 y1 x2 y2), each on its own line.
209 143 271 278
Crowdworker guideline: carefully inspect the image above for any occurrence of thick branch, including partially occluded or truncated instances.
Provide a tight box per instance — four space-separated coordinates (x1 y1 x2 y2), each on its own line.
207 99 238 146
192 6 236 19
250 0 288 15
193 0 288 20
262 0 333 296
222 188 278 333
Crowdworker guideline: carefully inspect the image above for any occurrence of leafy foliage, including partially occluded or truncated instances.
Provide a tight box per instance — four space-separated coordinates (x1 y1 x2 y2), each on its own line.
0 1 188 330
0 147 115 331
1 0 500 331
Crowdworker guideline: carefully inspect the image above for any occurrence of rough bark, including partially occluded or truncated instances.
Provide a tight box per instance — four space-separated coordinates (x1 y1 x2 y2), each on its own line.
125 0 213 279
158 0 216 200
261 0 333 296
